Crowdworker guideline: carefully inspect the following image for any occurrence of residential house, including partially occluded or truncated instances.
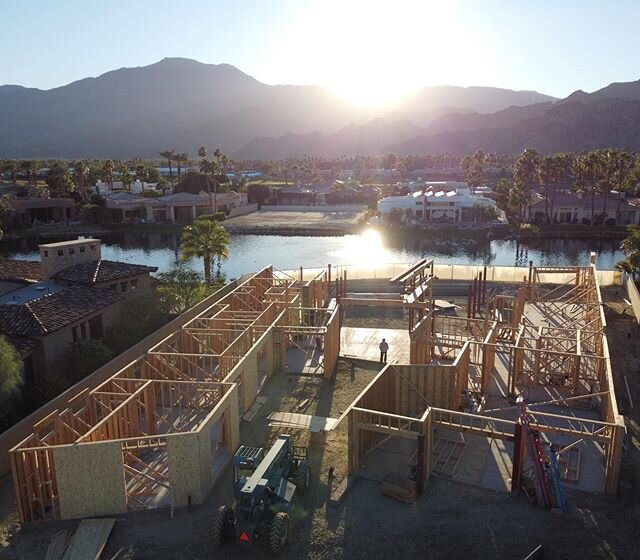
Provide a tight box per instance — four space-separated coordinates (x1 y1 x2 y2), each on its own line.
527 192 640 225
104 191 249 224
7 197 76 227
0 285 123 381
377 182 501 224
0 238 158 379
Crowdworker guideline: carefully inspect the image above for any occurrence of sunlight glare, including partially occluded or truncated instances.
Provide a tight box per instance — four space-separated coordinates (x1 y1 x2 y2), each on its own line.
329 229 394 266
283 0 466 107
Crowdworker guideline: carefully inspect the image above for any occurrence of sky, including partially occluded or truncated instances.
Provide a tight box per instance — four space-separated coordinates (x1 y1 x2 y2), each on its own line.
1 0 639 105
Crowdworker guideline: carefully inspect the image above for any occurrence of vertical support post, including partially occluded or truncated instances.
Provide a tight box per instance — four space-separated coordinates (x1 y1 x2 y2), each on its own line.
482 265 487 305
344 270 347 298
467 284 472 319
511 423 525 493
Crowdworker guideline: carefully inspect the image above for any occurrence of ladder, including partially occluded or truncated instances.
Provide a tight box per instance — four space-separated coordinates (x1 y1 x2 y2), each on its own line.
549 447 568 512
519 401 552 508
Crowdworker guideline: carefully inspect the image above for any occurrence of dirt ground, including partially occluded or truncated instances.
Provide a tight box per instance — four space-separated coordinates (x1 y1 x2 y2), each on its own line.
2 288 640 559
224 208 366 233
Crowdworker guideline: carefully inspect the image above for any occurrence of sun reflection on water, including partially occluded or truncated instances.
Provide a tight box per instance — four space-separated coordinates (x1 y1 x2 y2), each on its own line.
328 229 395 266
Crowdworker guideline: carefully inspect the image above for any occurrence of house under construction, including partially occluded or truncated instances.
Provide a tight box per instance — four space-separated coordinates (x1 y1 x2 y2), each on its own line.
7 259 624 522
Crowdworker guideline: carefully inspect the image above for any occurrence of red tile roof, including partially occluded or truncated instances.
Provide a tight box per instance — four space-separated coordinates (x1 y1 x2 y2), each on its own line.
0 260 44 283
52 260 157 285
0 286 123 336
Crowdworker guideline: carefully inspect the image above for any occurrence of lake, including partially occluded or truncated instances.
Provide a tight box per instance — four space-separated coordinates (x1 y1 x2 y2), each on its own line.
0 230 625 279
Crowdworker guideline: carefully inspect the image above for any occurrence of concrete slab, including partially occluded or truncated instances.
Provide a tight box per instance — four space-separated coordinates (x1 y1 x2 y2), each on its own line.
341 327 410 363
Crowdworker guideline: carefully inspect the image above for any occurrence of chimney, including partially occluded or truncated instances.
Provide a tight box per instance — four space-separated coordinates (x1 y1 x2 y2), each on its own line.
39 238 102 279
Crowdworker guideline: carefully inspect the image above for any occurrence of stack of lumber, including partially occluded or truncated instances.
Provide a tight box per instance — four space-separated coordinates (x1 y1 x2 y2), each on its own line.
381 473 417 504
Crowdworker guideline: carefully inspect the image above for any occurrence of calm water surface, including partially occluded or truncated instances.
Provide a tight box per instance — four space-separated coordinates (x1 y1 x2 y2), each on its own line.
0 230 624 279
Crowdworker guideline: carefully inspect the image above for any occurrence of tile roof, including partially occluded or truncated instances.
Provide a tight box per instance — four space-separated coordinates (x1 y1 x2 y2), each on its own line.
52 260 158 285
0 260 44 283
0 286 123 336
3 335 37 356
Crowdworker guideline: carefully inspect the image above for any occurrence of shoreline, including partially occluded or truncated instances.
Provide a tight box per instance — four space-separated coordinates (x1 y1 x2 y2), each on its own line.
0 221 628 242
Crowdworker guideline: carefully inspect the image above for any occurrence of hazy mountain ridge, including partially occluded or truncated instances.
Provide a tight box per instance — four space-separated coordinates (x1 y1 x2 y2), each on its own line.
0 57 557 158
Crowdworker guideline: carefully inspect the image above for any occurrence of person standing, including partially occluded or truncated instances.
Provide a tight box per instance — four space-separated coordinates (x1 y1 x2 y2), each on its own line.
379 338 389 363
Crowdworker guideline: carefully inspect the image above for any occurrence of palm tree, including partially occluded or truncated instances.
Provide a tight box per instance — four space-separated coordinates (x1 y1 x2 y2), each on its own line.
159 149 175 178
102 159 115 190
119 163 132 191
538 156 556 223
198 146 216 212
613 150 635 222
74 160 90 199
20 160 36 188
1 159 18 188
175 152 189 178
513 148 541 220
135 164 148 190
180 219 230 286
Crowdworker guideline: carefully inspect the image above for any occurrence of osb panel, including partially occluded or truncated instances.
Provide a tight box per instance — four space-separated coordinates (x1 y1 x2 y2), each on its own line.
394 364 454 414
54 442 126 519
196 392 232 494
168 434 202 506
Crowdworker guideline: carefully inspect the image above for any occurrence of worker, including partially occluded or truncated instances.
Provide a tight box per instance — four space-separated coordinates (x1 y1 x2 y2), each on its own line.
379 338 389 363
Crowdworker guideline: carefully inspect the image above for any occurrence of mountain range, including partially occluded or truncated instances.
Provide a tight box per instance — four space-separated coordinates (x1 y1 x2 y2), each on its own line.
0 57 639 159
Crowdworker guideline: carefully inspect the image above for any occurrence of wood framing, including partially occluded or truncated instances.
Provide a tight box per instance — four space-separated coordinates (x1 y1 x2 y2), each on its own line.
343 261 625 499
10 265 340 522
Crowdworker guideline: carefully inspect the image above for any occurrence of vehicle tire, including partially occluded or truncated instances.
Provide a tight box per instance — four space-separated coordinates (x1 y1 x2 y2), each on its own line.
269 512 289 554
295 459 310 494
211 505 234 545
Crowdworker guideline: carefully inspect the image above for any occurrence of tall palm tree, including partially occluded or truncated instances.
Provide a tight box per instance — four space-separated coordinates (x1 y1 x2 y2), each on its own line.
538 156 556 223
513 148 541 220
180 219 230 286
119 163 132 191
74 160 90 199
159 149 175 178
135 164 147 190
102 159 115 190
175 152 189 178
198 146 216 212
1 159 18 188
20 160 35 188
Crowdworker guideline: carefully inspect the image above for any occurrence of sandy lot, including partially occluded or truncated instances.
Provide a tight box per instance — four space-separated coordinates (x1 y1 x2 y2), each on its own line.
224 207 367 233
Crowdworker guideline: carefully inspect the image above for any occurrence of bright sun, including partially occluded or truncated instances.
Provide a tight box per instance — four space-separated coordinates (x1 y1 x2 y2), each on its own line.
284 0 464 107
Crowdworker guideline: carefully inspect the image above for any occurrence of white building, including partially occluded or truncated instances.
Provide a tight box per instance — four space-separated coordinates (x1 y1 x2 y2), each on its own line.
377 182 500 224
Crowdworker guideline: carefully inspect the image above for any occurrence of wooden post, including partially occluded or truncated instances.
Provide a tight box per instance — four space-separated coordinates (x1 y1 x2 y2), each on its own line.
467 284 472 319
328 264 331 286
482 266 487 305
344 270 347 298
511 423 525 493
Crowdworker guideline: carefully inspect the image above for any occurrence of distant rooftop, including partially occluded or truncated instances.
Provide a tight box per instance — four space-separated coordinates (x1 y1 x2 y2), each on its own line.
0 286 123 336
0 281 63 305
53 260 158 285
0 260 44 283
39 238 98 249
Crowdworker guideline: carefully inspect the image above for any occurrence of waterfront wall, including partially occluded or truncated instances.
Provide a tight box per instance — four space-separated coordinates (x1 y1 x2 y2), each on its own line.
280 262 622 286
227 203 258 218
260 204 366 212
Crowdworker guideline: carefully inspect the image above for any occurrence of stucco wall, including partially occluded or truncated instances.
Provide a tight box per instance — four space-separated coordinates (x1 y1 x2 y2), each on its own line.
40 302 122 375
